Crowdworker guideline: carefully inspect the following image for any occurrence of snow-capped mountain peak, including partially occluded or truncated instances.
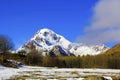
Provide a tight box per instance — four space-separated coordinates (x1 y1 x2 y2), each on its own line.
21 28 71 51
18 28 108 56
70 43 108 56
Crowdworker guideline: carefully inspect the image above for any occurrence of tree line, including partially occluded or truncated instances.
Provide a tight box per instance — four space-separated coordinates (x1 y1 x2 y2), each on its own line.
2 50 120 69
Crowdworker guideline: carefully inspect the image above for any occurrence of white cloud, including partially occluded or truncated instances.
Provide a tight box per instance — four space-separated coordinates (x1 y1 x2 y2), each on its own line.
77 0 120 44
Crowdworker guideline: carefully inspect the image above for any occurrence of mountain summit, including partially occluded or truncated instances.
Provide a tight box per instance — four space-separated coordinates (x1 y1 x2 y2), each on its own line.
22 28 71 49
18 28 108 56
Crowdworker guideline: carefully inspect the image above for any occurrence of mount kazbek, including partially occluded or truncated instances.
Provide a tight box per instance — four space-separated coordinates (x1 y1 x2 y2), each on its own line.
18 28 108 56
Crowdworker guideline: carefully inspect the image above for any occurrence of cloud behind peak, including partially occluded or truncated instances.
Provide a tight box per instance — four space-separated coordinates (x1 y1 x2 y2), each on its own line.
77 0 120 45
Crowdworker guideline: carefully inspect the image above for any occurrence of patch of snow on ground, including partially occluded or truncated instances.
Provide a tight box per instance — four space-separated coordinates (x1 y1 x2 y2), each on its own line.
0 65 120 80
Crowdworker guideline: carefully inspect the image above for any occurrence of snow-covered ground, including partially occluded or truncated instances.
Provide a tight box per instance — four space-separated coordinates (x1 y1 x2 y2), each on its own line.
0 65 120 80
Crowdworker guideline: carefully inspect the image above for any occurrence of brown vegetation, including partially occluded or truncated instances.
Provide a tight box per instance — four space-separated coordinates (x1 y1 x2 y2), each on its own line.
0 49 120 69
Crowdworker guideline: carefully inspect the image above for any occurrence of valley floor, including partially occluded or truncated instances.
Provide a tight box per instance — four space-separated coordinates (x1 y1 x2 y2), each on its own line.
0 65 120 80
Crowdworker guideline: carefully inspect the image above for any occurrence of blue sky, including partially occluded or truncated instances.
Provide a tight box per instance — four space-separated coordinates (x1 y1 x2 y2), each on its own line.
0 0 120 49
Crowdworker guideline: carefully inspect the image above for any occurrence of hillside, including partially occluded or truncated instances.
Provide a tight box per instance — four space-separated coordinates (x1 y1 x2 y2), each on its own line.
103 43 120 56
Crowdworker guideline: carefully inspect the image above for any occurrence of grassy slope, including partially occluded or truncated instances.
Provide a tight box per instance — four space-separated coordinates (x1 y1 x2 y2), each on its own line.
103 43 120 55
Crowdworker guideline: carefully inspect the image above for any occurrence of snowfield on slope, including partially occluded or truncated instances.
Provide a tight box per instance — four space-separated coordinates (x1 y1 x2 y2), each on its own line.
0 65 120 80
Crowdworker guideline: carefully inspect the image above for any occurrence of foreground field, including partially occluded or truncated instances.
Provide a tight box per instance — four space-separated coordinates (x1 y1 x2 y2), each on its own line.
0 66 120 80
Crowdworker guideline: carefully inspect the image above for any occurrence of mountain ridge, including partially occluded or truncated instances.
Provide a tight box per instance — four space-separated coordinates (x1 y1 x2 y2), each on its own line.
18 28 108 56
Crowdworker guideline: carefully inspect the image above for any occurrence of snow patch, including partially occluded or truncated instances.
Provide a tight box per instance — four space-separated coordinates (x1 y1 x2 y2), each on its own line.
0 65 120 80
